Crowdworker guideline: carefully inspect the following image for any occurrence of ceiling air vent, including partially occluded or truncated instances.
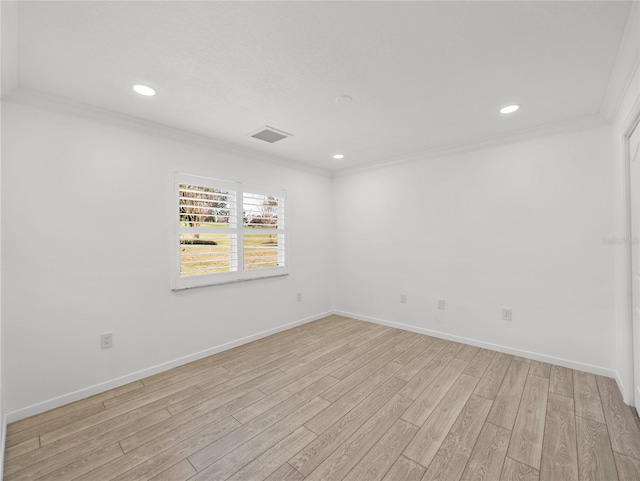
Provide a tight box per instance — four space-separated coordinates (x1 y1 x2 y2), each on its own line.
250 126 293 143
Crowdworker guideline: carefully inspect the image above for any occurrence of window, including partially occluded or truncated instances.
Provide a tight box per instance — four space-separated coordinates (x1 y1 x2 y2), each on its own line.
173 173 287 289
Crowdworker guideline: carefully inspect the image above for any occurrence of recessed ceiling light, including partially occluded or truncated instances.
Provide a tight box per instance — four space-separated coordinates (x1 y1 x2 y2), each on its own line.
333 154 345 159
500 104 520 114
133 84 156 97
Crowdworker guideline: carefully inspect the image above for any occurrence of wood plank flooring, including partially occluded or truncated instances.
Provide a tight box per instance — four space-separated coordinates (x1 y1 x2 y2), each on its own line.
5 315 640 481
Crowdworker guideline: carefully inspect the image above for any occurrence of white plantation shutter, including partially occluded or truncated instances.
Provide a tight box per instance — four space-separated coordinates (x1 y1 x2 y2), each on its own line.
178 183 238 276
243 192 286 270
173 173 287 289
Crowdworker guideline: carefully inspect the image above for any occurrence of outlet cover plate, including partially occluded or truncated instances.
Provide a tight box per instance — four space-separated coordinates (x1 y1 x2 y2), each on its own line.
101 333 113 349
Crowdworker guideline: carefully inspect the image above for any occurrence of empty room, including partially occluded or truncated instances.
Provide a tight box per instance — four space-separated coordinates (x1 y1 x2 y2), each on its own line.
1 1 640 480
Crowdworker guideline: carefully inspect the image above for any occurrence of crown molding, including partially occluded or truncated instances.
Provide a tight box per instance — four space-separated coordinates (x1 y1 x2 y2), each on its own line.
2 88 612 180
334 112 608 178
2 87 333 178
600 1 640 122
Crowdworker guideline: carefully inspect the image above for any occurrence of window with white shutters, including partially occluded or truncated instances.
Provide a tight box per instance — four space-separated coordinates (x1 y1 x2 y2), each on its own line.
173 173 287 289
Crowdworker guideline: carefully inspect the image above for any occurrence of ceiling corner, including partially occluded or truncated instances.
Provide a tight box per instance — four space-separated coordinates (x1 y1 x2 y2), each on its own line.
1 1 20 98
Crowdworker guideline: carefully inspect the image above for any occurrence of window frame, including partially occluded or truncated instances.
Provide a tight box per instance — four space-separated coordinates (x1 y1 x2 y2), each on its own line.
172 173 288 290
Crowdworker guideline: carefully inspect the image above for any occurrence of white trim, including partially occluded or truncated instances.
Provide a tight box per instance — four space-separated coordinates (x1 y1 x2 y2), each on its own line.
334 310 618 379
605 58 640 123
623 95 640 137
601 1 640 122
334 113 607 177
622 102 640 405
174 271 289 290
3 88 611 180
5 308 626 422
2 88 332 178
6 311 332 423
617 123 635 405
617 371 626 401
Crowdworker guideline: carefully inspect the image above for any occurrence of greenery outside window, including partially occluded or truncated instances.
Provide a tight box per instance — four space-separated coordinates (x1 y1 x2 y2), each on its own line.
172 173 287 289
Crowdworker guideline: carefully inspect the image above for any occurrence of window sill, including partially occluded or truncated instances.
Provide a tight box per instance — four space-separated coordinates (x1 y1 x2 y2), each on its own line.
171 269 289 290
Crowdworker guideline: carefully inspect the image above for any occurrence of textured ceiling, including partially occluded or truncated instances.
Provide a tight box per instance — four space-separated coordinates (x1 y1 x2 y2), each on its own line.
15 1 632 170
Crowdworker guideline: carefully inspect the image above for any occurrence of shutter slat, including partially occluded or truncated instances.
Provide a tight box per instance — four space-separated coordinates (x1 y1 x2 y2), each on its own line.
181 266 238 274
246 261 285 268
179 205 235 214
180 260 238 266
179 186 235 197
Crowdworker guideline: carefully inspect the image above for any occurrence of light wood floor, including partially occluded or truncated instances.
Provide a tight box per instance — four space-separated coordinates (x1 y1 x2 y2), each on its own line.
5 316 640 481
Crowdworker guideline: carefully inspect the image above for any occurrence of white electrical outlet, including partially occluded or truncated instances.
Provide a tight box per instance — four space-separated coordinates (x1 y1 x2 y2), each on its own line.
101 333 113 349
400 293 407 304
297 293 302 302
502 308 512 321
438 299 445 310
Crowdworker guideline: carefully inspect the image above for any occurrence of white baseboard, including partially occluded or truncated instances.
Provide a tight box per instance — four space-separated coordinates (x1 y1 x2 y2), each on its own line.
6 308 624 423
335 310 618 379
6 311 332 423
616 372 628 403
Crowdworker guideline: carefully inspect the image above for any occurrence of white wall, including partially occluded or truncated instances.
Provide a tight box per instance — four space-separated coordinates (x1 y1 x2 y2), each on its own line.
1 100 334 417
0 99 628 420
334 125 617 375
